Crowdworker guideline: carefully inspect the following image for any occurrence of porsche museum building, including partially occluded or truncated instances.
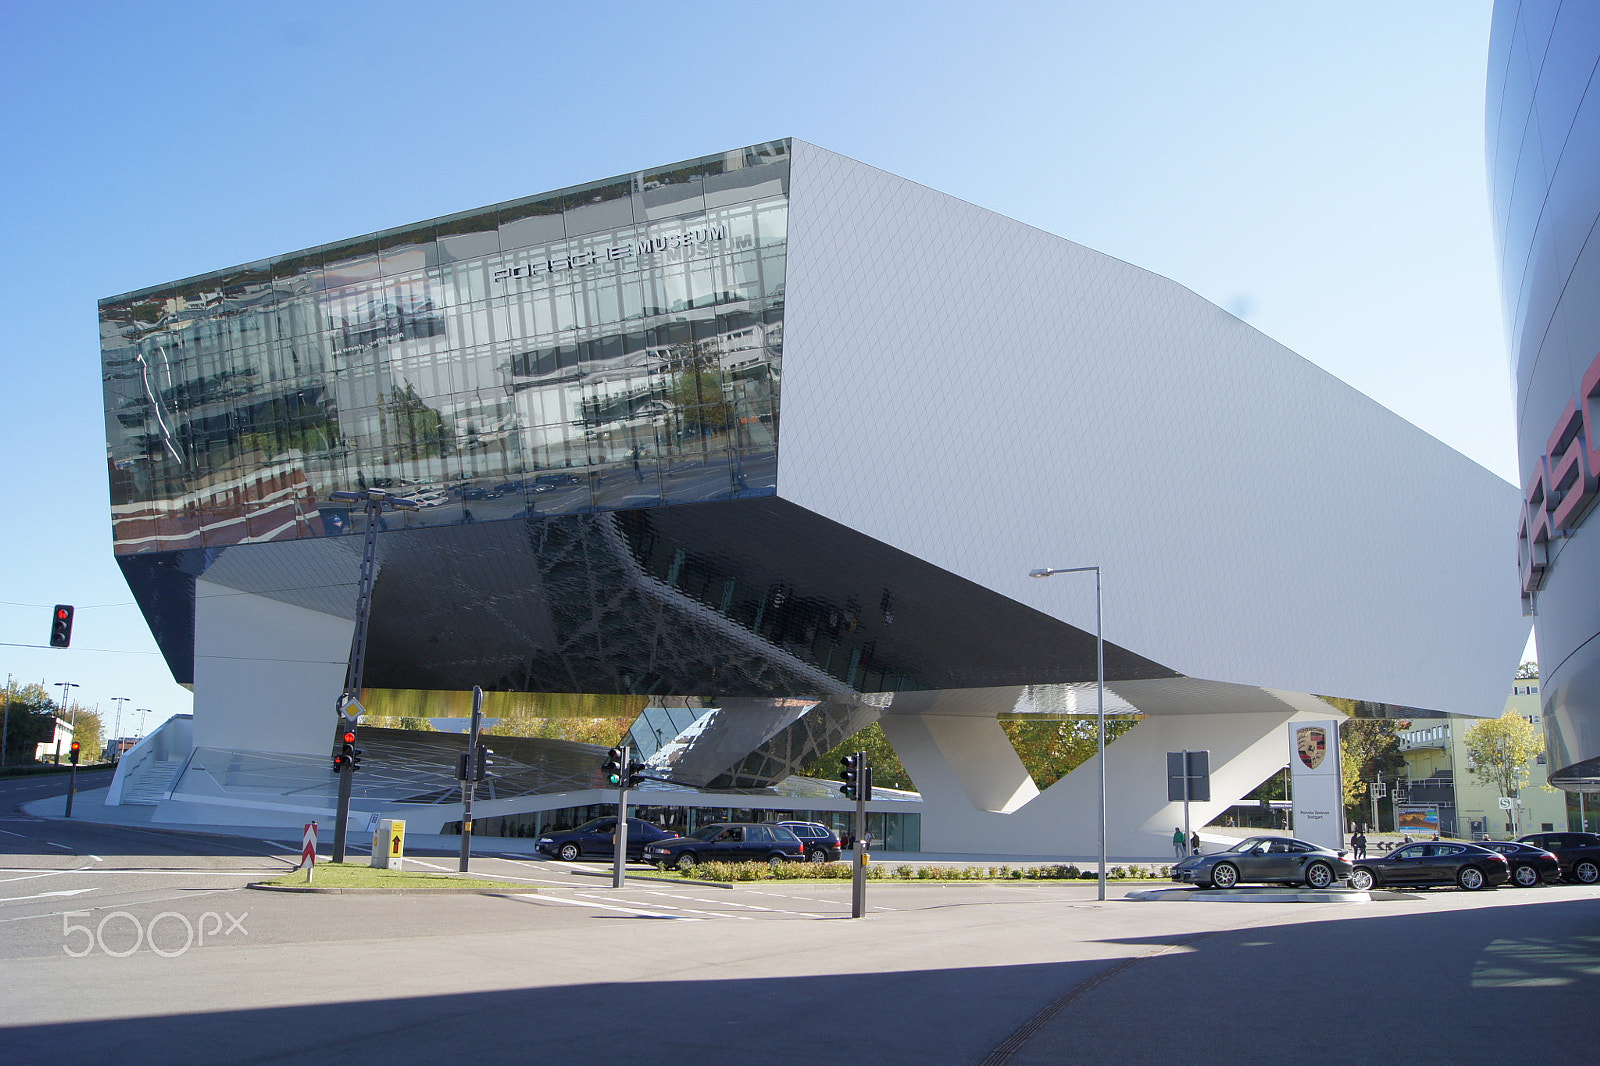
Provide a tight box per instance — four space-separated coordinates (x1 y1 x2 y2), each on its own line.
1491 2 1600 801
100 138 1527 857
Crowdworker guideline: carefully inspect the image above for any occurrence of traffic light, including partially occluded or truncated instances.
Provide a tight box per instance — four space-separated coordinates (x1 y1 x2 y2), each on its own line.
863 764 874 802
69 741 81 765
603 746 626 787
474 746 493 782
841 752 860 799
49 605 74 648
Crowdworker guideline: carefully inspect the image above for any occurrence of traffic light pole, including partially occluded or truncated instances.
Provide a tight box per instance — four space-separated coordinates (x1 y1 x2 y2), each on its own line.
459 687 484 872
851 752 869 919
65 758 78 817
331 491 395 864
612 746 631 889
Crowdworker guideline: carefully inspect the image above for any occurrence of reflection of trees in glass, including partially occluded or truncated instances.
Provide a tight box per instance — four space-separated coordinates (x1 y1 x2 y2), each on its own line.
1337 709 1407 822
239 411 341 459
356 689 645 743
381 383 452 459
665 341 728 442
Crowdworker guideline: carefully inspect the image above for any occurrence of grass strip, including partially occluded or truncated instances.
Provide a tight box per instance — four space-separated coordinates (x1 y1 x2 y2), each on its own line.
259 862 528 891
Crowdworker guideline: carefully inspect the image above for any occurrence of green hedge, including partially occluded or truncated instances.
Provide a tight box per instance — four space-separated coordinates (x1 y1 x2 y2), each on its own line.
668 861 1176 883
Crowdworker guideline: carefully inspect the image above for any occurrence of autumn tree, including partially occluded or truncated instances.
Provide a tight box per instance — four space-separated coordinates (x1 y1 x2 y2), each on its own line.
800 723 913 791
1339 715 1407 828
1463 710 1545 805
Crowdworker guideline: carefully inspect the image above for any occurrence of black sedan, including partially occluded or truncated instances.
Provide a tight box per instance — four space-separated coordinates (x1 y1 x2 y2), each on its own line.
1171 836 1351 889
1475 840 1562 887
535 817 677 862
1348 841 1509 891
1517 831 1600 884
643 823 806 870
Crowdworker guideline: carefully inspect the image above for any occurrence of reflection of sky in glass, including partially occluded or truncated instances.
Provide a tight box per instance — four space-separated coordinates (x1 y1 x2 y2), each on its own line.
100 142 790 555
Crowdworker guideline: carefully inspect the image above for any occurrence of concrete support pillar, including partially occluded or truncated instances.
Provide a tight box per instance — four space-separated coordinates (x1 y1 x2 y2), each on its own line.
191 579 355 757
881 704 1330 859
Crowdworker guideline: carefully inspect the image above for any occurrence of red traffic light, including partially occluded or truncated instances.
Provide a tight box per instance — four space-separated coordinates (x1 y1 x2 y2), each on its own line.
48 604 75 648
342 731 356 744
70 741 80 752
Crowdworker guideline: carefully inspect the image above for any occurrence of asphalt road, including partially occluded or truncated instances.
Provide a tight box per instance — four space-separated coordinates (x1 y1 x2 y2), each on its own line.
2 772 1598 1065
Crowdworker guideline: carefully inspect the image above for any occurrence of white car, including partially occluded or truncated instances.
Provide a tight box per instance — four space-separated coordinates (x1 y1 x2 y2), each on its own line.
406 491 449 508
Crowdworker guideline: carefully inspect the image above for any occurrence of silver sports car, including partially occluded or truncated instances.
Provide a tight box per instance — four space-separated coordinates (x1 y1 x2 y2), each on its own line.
1171 835 1351 889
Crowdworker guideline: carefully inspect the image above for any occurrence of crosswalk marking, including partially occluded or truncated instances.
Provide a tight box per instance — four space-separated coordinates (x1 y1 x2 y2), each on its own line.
526 894 701 920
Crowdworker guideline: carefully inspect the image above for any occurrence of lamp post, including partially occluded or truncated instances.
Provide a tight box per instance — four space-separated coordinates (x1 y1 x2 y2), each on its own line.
327 487 420 861
54 682 80 764
1028 565 1106 902
110 696 129 762
135 708 151 740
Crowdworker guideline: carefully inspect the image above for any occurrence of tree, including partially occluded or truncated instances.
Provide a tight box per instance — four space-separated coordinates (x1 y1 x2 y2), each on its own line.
71 708 104 764
1339 716 1407 827
800 723 913 791
1000 718 1139 789
1515 661 1539 680
1 682 56 765
1463 710 1545 804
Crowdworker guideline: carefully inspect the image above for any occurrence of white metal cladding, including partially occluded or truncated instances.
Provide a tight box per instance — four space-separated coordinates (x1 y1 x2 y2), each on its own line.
777 139 1526 718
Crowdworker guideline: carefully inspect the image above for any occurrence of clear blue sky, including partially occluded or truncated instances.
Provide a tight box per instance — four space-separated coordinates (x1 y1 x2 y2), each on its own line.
0 1 1517 730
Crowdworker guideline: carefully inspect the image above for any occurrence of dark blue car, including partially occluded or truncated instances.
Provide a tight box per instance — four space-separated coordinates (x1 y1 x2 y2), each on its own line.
536 817 677 862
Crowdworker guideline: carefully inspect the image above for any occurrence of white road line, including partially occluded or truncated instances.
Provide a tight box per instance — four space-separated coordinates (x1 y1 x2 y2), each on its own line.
0 888 96 903
643 891 816 917
0 829 25 838
0 871 68 884
89 856 103 862
45 842 74 851
404 859 452 872
0 887 240 926
576 893 753 920
530 894 700 920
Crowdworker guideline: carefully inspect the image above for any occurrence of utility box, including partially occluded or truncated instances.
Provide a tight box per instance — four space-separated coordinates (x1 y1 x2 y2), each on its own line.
371 818 406 869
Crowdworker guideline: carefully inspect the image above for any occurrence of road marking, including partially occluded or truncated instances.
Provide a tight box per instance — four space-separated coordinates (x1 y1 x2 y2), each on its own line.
0 888 96 903
45 842 74 851
0 829 25 838
404 858 452 872
530 894 700 919
90 856 103 862
0 871 68 884
642 890 819 917
575 893 753 920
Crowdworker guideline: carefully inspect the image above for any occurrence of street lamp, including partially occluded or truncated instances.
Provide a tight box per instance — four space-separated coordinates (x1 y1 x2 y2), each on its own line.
135 708 151 740
1029 565 1107 902
110 696 129 760
54 682 81 765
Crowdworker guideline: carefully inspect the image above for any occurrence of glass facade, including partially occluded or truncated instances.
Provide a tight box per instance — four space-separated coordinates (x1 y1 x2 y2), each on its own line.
100 141 790 555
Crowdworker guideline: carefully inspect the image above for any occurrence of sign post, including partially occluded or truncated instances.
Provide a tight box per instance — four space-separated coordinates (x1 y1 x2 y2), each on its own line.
612 746 631 890
1287 721 1345 851
1167 751 1210 854
301 822 318 883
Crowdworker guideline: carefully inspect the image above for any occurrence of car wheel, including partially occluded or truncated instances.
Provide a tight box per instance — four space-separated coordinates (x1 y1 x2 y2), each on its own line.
808 848 826 864
1304 861 1334 889
1574 860 1600 884
1512 863 1540 888
1349 867 1376 892
557 843 581 862
1457 865 1487 891
675 852 698 870
1211 863 1239 889
768 853 787 869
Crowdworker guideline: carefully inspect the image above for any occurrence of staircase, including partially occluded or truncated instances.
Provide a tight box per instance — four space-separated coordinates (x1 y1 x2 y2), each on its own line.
120 758 187 805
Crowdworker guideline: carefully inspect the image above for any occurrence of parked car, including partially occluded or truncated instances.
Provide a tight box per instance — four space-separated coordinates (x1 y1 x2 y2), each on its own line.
1347 841 1509 891
1475 840 1562 887
1171 836 1351 889
643 823 806 870
406 491 449 508
1516 831 1600 884
775 821 842 862
535 817 677 862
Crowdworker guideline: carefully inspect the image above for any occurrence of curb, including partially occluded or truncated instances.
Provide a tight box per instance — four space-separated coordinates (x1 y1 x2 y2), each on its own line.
248 882 535 895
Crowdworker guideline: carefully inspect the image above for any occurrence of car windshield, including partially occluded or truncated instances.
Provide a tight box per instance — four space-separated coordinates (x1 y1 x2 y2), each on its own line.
690 825 728 841
1230 838 1268 854
572 818 610 833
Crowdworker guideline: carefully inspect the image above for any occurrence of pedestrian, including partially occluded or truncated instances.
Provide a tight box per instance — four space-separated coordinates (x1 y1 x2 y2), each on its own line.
1172 827 1186 861
1352 830 1366 859
1191 831 1201 855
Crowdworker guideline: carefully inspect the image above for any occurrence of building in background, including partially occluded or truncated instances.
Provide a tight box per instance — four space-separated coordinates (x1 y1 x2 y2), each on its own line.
1398 679 1566 838
1489 3 1600 796
99 139 1526 856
